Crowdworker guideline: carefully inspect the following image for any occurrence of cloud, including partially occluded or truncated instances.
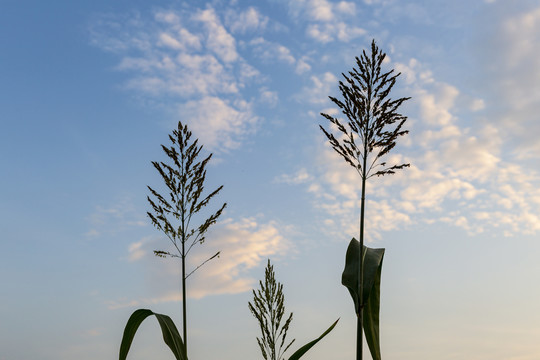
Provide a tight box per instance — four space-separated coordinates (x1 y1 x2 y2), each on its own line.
259 87 279 106
85 196 147 238
180 96 258 151
128 240 146 262
193 7 238 63
417 83 459 126
289 0 356 22
226 7 269 34
107 217 292 309
90 6 263 151
298 72 337 105
295 56 312 74
294 55 540 238
275 168 311 184
250 37 296 65
286 0 364 43
478 5 540 157
288 0 335 22
306 22 366 43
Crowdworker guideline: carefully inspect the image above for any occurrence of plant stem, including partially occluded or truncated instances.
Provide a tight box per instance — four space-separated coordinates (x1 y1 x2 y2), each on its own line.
358 167 367 360
358 86 370 360
182 251 187 355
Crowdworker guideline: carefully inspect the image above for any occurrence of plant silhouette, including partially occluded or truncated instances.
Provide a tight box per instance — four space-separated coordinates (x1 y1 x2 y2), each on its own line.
147 121 226 356
249 259 295 360
320 39 410 360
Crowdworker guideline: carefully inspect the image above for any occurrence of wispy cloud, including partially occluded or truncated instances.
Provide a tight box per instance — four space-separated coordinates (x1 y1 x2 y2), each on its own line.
85 195 146 238
287 53 540 238
250 37 296 65
107 217 293 309
479 5 540 158
225 6 269 34
179 96 258 151
298 71 337 105
90 6 263 152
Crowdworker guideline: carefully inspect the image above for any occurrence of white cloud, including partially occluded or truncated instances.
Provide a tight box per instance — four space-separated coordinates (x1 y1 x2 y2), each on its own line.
90 6 264 151
336 1 356 15
180 96 258 151
417 83 459 126
250 37 296 65
295 56 312 74
108 217 292 308
301 56 540 238
275 168 311 184
226 7 269 34
469 98 485 111
309 0 335 21
288 0 335 21
128 240 146 262
85 196 147 238
193 8 238 63
299 72 337 104
259 88 279 106
307 22 365 43
479 5 540 157
289 0 357 22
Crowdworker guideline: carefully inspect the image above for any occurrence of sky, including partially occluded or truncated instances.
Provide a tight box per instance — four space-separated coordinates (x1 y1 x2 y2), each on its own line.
1 0 540 359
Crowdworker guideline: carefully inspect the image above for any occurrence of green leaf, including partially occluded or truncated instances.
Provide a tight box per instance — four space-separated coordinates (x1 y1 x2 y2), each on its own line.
341 238 384 360
287 318 339 360
119 309 187 360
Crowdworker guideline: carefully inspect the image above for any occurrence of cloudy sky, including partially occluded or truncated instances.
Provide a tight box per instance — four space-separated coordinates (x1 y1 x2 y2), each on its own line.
2 0 540 359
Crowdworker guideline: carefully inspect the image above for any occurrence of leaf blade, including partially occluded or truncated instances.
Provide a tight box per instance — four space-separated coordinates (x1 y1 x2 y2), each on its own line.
287 318 339 360
341 238 384 360
119 309 187 360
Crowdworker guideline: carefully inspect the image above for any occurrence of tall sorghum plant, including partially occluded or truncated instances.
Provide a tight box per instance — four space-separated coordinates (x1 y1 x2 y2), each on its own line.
320 39 410 360
147 121 226 356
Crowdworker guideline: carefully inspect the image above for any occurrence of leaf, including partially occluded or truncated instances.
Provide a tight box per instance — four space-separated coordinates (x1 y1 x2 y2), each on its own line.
287 318 339 360
341 238 384 360
119 309 187 360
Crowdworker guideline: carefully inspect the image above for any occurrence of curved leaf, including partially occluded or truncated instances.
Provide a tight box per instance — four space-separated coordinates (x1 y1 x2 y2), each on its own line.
363 251 383 360
341 238 384 360
288 318 339 360
119 309 187 360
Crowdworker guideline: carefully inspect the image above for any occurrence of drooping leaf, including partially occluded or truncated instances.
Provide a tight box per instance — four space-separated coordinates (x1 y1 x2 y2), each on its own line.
287 318 339 360
363 249 383 360
119 309 187 360
341 238 384 360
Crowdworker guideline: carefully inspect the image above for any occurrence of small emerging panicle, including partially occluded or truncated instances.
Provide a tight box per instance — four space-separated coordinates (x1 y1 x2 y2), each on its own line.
249 260 295 360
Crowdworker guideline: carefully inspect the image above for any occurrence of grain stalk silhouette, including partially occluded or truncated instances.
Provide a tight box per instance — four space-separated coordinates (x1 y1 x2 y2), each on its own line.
319 39 410 360
249 260 295 360
248 260 340 360
147 121 226 356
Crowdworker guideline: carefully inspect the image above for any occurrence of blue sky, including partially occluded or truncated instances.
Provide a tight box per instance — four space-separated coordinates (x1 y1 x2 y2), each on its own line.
2 0 540 359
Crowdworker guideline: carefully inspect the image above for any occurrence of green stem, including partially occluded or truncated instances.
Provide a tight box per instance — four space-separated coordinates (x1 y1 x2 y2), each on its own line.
358 163 367 360
180 157 188 356
182 245 187 355
358 73 371 360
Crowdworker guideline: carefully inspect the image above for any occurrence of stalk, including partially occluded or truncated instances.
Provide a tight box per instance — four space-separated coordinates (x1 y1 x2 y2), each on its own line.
319 39 410 360
358 113 369 360
182 242 187 354
147 121 226 358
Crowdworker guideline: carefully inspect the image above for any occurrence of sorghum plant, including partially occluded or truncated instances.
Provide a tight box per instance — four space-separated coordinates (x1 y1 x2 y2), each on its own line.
320 39 410 360
147 121 226 356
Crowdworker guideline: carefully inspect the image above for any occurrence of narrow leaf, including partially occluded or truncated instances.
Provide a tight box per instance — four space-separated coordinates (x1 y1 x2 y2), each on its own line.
119 309 187 360
287 318 339 360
